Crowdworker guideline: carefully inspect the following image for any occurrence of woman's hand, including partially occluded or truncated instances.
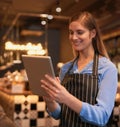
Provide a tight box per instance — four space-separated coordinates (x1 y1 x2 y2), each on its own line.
42 96 54 103
41 74 70 104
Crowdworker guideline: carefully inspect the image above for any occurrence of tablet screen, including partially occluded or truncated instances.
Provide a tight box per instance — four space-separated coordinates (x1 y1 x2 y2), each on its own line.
22 55 55 96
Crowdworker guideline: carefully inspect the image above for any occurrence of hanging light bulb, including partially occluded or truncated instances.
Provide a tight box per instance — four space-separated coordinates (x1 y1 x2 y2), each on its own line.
56 7 62 13
47 14 53 20
56 0 62 13
41 20 47 25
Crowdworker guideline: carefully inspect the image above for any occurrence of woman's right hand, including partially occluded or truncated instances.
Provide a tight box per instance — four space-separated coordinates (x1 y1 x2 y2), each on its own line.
43 96 55 103
41 74 70 104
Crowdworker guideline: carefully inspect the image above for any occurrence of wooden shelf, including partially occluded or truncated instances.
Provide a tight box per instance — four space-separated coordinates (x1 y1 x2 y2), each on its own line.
0 86 32 95
0 63 13 71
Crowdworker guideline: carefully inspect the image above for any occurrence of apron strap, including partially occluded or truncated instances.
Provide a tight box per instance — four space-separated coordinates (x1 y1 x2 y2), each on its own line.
92 53 99 76
64 53 99 76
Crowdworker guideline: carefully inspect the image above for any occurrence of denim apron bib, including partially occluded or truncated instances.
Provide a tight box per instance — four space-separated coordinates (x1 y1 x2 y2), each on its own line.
59 54 99 127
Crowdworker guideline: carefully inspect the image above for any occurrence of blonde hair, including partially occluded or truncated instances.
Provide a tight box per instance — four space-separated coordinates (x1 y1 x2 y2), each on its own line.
69 11 109 58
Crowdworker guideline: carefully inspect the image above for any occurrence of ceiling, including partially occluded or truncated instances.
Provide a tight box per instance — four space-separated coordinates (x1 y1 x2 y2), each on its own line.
0 0 120 41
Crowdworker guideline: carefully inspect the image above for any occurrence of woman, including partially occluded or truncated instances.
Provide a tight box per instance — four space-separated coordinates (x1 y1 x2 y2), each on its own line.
41 11 118 127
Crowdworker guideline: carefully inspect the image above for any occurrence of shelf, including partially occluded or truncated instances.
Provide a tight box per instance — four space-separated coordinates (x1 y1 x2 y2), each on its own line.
0 86 32 95
0 62 13 70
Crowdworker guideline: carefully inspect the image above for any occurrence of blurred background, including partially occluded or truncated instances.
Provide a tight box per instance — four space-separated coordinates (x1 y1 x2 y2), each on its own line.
0 0 120 73
0 1 120 127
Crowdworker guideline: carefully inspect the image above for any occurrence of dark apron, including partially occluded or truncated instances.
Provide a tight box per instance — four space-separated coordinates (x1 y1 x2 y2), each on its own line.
59 54 99 127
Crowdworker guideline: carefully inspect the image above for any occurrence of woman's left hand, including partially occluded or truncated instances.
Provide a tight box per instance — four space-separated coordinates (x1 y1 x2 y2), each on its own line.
41 74 69 104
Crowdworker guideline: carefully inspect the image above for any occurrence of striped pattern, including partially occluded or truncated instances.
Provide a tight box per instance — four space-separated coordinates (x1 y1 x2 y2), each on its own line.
59 54 99 127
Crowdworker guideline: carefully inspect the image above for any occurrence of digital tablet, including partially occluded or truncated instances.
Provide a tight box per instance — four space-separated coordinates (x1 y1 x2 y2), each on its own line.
22 55 55 96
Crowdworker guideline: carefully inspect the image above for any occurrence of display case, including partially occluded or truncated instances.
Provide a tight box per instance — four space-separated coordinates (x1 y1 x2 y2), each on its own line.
0 88 59 127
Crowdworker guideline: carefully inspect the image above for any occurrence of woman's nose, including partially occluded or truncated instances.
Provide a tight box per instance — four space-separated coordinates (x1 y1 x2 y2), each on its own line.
71 33 78 40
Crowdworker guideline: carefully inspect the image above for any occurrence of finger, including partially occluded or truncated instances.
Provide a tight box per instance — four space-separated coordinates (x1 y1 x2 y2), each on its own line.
45 74 60 89
41 83 55 99
41 81 61 102
41 79 58 94
56 77 60 82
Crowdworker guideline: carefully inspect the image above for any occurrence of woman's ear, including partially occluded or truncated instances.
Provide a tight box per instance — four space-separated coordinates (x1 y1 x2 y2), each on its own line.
91 29 96 38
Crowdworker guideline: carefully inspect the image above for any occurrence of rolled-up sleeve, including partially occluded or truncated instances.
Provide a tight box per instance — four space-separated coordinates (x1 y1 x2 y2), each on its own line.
47 103 61 119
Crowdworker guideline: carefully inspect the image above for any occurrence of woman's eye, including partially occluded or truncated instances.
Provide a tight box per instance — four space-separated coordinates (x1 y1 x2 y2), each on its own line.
77 30 84 35
69 30 84 35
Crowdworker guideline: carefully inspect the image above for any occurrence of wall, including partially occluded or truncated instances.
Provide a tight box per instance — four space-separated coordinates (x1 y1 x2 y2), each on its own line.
59 25 73 63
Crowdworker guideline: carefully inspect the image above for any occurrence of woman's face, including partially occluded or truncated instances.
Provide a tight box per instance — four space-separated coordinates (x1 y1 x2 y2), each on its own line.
69 20 96 53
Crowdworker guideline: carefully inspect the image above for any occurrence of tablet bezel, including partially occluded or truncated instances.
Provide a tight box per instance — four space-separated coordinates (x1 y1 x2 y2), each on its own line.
22 55 55 96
